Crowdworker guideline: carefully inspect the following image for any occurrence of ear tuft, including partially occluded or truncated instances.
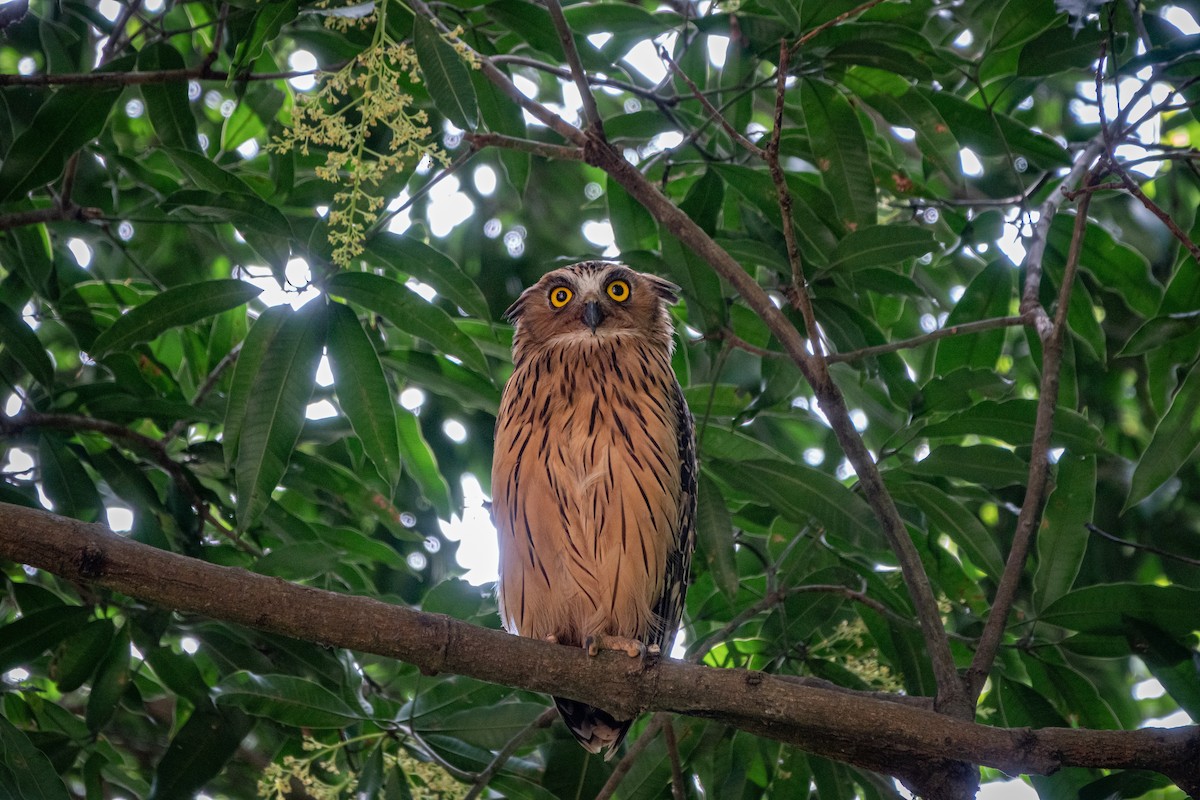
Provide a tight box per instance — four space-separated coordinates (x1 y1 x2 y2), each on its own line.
642 273 681 304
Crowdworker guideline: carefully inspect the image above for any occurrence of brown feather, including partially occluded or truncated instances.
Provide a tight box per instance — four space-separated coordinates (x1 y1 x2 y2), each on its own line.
492 262 697 757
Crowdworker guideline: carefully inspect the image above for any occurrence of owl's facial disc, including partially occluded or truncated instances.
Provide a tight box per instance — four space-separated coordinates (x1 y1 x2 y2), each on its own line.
582 300 606 333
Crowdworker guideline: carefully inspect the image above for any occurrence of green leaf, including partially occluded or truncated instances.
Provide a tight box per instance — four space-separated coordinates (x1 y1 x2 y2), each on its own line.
906 444 1028 487
0 715 71 800
327 271 490 376
607 175 658 251
397 407 452 517
86 625 132 733
214 672 364 728
892 481 1005 578
827 224 936 271
1018 24 1108 76
922 399 1104 454
0 605 93 674
1126 361 1200 509
696 473 738 601
1041 583 1200 637
413 14 479 130
38 434 103 523
0 301 54 388
1119 311 1200 356
924 90 1071 169
365 233 490 321
223 305 289 468
680 169 725 236
0 55 132 203
1124 623 1200 720
50 619 115 692
712 459 879 546
420 702 548 750
90 279 261 356
1034 454 1095 609
138 42 198 151
148 705 252 800
232 0 298 72
327 303 402 486
800 78 876 228
934 261 1013 373
235 301 328 530
846 67 962 180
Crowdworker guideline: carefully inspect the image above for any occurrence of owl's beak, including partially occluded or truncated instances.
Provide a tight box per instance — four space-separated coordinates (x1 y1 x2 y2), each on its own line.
582 300 605 333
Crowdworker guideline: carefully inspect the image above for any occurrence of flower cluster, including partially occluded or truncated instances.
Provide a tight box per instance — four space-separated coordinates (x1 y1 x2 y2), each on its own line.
271 1 449 266
817 618 903 692
256 735 465 800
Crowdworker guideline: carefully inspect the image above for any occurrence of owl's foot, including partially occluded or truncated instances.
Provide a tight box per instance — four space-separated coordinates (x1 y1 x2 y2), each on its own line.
585 634 646 658
544 634 559 644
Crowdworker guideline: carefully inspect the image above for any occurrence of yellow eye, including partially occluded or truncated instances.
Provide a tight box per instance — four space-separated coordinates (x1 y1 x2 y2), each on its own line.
549 286 573 308
606 280 630 302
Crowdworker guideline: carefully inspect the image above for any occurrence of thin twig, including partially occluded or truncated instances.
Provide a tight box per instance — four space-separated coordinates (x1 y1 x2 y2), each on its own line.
465 132 583 161
660 46 765 157
1104 156 1200 264
1086 523 1200 567
594 714 668 800
0 205 104 232
766 40 824 364
542 0 603 136
367 147 480 239
826 315 1033 364
967 173 1096 703
100 0 143 62
0 66 327 87
664 720 687 800
462 708 557 800
789 0 889 53
163 344 243 443
491 54 676 104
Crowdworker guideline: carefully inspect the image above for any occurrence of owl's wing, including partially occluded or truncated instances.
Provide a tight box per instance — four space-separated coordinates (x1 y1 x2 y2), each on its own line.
648 378 696 654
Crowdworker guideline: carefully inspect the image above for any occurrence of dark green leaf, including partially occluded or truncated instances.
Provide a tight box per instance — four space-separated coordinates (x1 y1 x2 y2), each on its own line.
86 625 132 732
0 715 71 800
607 176 658 251
713 459 880 546
365 233 490 321
327 303 402 486
922 399 1104 453
1124 623 1200 720
50 619 115 693
90 280 261 356
801 78 876 228
827 224 936 271
149 706 252 800
0 301 53 388
326 271 490 377
1119 312 1200 356
223 305 290 468
1034 454 1095 608
0 605 92 674
696 473 738 600
1126 360 1200 509
234 301 328 529
138 43 198 151
215 672 364 728
0 56 131 202
396 407 452 517
894 481 1005 577
934 261 1013 373
414 14 479 130
38 434 103 523
232 0 298 72
906 444 1028 487
1041 584 1200 637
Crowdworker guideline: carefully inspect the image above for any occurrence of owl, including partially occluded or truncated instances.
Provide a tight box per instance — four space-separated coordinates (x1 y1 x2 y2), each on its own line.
491 261 697 757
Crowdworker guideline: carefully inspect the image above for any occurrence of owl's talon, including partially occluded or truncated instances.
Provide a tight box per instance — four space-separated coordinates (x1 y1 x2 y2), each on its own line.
545 634 559 644
585 634 646 658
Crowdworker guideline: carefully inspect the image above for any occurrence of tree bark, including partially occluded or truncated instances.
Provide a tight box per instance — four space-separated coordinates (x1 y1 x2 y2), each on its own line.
1 502 1197 795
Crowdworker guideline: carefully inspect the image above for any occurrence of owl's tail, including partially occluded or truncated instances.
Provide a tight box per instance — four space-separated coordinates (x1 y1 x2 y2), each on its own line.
553 696 632 760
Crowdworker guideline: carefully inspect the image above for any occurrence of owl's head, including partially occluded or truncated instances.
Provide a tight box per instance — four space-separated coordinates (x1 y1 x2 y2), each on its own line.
505 262 680 358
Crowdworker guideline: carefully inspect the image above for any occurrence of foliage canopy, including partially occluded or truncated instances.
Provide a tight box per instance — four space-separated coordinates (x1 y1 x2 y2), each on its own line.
1 0 1199 797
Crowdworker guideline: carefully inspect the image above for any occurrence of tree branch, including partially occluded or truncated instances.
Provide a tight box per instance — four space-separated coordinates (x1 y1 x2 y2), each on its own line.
826 315 1033 364
967 177 1096 702
0 204 104 232
542 0 603 136
2 503 1198 796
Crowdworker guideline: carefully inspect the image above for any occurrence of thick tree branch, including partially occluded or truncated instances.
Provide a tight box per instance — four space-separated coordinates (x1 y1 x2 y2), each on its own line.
2 503 1198 796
